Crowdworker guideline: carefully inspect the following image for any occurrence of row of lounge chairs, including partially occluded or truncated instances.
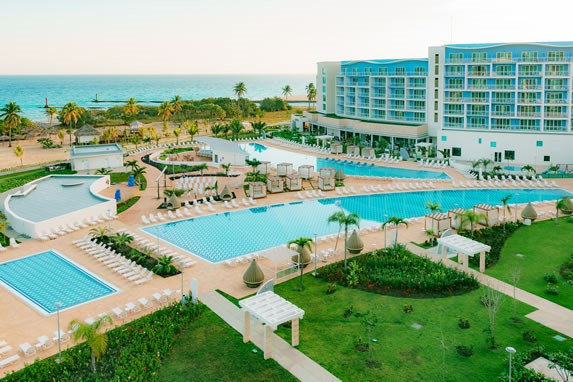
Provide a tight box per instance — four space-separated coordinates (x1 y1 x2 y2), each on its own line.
73 238 154 285
271 137 330 154
39 212 117 241
130 233 197 267
127 140 197 156
297 190 326 199
417 159 449 168
452 178 558 188
224 198 256 209
0 339 20 369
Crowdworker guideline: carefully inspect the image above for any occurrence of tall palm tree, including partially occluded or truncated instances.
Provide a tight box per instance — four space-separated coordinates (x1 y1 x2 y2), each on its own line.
158 101 175 122
60 102 82 146
251 121 267 137
305 83 316 109
171 95 183 118
282 85 292 101
123 97 139 119
229 119 243 140
500 195 512 228
210 123 221 137
327 211 360 270
233 82 247 117
0 102 22 148
183 120 199 141
459 210 485 237
130 134 141 149
45 106 58 126
13 144 24 166
69 315 113 373
382 216 408 248
288 237 314 290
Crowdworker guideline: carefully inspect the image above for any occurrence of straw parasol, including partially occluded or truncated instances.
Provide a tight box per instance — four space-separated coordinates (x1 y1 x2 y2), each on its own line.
346 229 364 254
243 259 264 288
169 193 181 209
335 168 345 181
220 185 233 201
521 202 538 221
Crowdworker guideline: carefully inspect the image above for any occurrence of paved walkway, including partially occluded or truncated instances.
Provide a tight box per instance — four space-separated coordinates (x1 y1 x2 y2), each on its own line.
200 291 340 382
406 243 573 338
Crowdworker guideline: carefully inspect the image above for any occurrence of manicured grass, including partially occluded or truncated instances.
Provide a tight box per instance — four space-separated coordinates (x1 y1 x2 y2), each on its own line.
269 275 570 382
0 168 74 193
110 171 147 190
487 218 573 309
158 308 297 382
117 196 140 214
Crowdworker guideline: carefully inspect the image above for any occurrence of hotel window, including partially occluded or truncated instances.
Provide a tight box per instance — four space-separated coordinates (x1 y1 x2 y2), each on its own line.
547 65 566 76
504 151 515 160
494 104 511 115
469 105 486 115
536 140 543 147
434 101 438 111
435 65 439 75
521 51 538 61
548 51 564 62
496 79 512 89
435 54 440 64
448 91 462 101
471 92 487 103
441 135 447 141
496 65 513 76
496 52 512 62
546 93 563 103
322 68 326 74
545 119 565 131
470 118 487 128
322 76 326 84
490 141 497 147
448 53 462 63
472 52 487 62
520 78 537 89
494 93 511 103
470 65 488 75
519 92 537 103
518 105 536 116
434 113 438 122
434 78 439 87
544 155 550 162
478 138 483 144
414 112 425 121
452 147 462 156
447 65 464 76
519 64 538 76
415 67 426 75
546 79 565 90
378 67 388 75
365 67 371 74
492 119 510 129
447 79 463 89
471 78 487 89
435 89 439 98
519 119 537 130
411 89 425 99
412 101 425 110
396 67 405 75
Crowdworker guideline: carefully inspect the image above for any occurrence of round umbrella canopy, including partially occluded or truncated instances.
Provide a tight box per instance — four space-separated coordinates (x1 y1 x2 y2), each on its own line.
521 202 538 220
347 229 364 254
243 259 264 288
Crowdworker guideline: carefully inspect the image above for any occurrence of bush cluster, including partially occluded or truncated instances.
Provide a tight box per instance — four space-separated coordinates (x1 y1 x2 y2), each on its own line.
560 254 573 282
318 246 479 297
459 222 521 268
3 303 202 381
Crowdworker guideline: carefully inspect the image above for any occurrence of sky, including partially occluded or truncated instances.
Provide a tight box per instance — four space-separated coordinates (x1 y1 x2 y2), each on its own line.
1 0 573 75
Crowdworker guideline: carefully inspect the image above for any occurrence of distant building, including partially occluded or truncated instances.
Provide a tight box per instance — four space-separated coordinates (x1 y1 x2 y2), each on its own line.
74 124 100 144
70 143 124 172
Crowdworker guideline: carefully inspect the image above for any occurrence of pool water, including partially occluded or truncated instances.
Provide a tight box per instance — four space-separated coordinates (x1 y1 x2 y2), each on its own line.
0 250 117 315
503 166 523 172
240 143 449 179
142 188 570 263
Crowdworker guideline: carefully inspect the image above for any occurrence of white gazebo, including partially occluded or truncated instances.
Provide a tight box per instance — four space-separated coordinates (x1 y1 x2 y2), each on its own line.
249 182 267 199
330 142 343 154
267 176 284 193
285 174 302 191
424 212 451 237
437 234 491 272
276 163 293 177
258 161 272 175
298 165 314 180
239 291 305 360
316 135 334 147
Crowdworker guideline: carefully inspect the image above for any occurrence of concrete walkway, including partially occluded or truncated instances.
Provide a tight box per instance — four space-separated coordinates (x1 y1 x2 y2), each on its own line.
200 291 340 382
406 243 573 338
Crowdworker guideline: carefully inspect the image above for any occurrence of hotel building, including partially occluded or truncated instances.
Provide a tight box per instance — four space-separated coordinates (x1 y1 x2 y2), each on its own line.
304 42 573 166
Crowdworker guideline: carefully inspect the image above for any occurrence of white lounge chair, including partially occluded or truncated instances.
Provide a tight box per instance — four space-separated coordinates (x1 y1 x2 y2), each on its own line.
125 302 140 314
19 342 36 357
138 297 152 309
0 354 20 368
112 307 127 319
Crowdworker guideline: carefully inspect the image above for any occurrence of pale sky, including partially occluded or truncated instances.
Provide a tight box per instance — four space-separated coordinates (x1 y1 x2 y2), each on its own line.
1 0 573 75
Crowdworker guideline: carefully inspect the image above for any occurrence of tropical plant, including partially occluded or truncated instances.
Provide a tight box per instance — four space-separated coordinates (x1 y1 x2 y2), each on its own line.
305 82 316 109
555 197 571 224
481 159 493 172
68 314 113 373
459 210 486 237
288 236 314 290
221 163 231 176
327 211 360 270
382 216 408 248
153 255 178 276
492 165 502 175
88 226 110 240
45 106 58 126
57 128 66 145
233 81 247 116
182 120 199 140
245 158 261 172
482 287 504 348
123 97 139 119
220 123 231 139
60 102 82 146
111 232 134 250
521 164 536 176
124 160 139 173
281 85 292 100
1 101 22 148
500 194 512 228
158 101 175 121
171 95 184 117
172 127 181 144
229 119 243 139
210 123 222 137
425 201 442 213
131 166 147 186
0 212 9 235
548 164 560 175
13 144 24 166
130 134 141 149
251 121 267 136
94 168 112 175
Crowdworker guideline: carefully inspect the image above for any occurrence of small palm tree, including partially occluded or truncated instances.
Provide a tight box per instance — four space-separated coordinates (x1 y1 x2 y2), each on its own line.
492 165 502 175
459 210 486 237
220 123 231 139
124 160 139 173
45 106 58 126
57 129 66 145
548 164 560 175
89 226 110 241
245 158 261 172
381 216 408 248
95 168 112 175
221 163 231 176
288 237 314 290
183 120 199 140
327 211 360 270
425 201 442 213
172 127 181 144
171 95 184 117
1 101 22 148
210 123 221 137
123 97 139 119
111 232 133 251
131 166 147 186
251 121 267 136
282 85 292 100
60 102 82 146
13 144 24 166
305 83 316 109
229 119 243 140
521 164 536 177
130 134 141 149
69 315 113 373
233 82 247 116
481 159 493 172
0 211 9 236
153 255 178 276
500 195 512 228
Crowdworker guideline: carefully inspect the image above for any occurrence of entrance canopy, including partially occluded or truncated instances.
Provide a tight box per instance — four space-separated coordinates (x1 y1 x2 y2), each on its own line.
437 234 491 272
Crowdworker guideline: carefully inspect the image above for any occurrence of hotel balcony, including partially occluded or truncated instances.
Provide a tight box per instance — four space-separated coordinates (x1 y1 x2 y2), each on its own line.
445 57 573 64
468 98 489 104
492 85 516 90
518 71 541 76
518 85 543 90
444 122 465 128
517 98 541 104
491 111 515 117
492 98 516 104
545 85 569 90
408 94 426 100
544 112 569 118
467 71 490 77
545 71 569 77
517 112 541 117
407 82 426 88
445 84 464 90
545 99 568 104
467 110 489 116
444 97 464 103
492 72 516 77
444 110 464 116
445 71 465 77
467 84 491 90
467 123 489 129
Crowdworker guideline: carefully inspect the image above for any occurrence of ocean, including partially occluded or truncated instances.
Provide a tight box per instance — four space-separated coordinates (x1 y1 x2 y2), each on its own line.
0 74 315 121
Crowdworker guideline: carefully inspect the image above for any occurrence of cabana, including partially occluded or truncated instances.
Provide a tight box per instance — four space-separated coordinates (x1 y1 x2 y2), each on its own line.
74 124 100 144
276 162 293 177
473 204 499 226
448 208 466 230
330 143 343 154
316 135 334 147
361 147 375 158
346 145 360 156
437 234 491 272
285 174 302 191
298 165 314 180
424 212 451 237
318 174 335 191
266 176 284 194
240 291 305 360
257 161 272 175
249 182 267 199
319 167 335 178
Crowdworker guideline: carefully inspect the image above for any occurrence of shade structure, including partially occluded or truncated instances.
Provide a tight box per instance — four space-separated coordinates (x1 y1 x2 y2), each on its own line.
291 244 312 268
425 212 451 236
220 185 233 201
319 167 335 178
346 229 364 254
448 208 466 230
473 204 499 226
330 143 343 154
521 202 538 220
243 259 265 288
560 196 573 215
248 182 266 199
318 175 335 191
114 189 121 202
266 176 284 193
169 193 181 209
257 161 272 175
276 162 293 177
298 165 314 180
335 168 345 181
361 147 375 158
437 234 491 272
346 145 359 156
285 174 302 191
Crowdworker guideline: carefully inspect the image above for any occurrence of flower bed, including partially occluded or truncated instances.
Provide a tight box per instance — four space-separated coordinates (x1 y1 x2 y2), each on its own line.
3 303 202 381
318 245 479 297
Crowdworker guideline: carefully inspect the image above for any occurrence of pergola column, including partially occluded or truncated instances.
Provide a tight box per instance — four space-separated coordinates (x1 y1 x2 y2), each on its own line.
463 254 469 269
479 251 486 273
291 318 299 347
441 243 447 260
264 325 273 360
243 311 251 343
457 252 463 264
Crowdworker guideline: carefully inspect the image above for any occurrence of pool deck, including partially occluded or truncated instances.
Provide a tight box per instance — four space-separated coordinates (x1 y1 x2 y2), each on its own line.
1 140 573 377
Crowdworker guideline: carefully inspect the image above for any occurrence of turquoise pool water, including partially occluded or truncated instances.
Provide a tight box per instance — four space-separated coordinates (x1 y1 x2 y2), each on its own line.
503 166 523 172
0 250 117 315
240 143 449 179
8 175 110 222
142 188 570 263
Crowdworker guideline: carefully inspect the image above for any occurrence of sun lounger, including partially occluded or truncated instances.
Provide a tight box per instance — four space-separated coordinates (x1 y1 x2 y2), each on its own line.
0 354 20 368
152 292 166 304
125 302 140 314
0 345 12 356
134 271 153 285
138 297 152 309
19 342 36 357
112 307 127 319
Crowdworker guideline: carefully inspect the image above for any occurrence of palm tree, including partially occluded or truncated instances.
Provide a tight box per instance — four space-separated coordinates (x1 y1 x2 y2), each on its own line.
130 134 141 149
221 163 231 176
500 195 512 228
158 101 175 121
57 128 66 145
88 226 110 241
554 197 572 224
131 166 147 186
210 123 222 137
381 216 408 248
229 119 243 140
94 168 112 175
233 82 247 116
153 255 178 276
327 211 360 270
288 237 314 290
425 201 442 213
282 85 292 100
459 210 485 237
0 102 22 148
521 164 536 177
481 159 493 172
111 232 133 251
13 144 24 166
45 106 58 126
172 127 181 144
548 164 560 175
305 83 316 109
68 315 113 373
0 212 9 236
124 160 139 173
245 158 261 172
182 120 199 141
123 97 139 119
171 95 184 118
251 121 267 137
60 102 82 146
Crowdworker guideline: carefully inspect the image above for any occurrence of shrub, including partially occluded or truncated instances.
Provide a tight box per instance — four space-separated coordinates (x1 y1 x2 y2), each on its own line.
545 283 560 295
343 305 354 319
37 137 60 149
544 273 558 283
559 255 573 282
346 261 362 287
458 318 470 329
460 222 520 268
522 330 538 343
455 345 474 357
480 295 493 307
326 283 337 295
403 304 413 313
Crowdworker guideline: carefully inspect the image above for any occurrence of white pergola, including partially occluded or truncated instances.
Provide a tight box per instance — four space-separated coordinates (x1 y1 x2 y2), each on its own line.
437 234 491 272
259 245 299 280
239 291 305 360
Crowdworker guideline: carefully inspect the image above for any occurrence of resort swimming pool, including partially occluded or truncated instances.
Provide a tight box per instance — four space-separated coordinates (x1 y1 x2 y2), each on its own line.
0 250 118 315
240 143 449 179
142 188 571 263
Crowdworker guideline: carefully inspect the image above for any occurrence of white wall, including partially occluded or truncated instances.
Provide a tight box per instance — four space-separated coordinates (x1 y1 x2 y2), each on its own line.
316 61 341 115
77 135 99 144
71 153 123 171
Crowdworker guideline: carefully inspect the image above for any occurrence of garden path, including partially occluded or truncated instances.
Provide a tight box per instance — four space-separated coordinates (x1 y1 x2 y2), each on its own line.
407 243 573 338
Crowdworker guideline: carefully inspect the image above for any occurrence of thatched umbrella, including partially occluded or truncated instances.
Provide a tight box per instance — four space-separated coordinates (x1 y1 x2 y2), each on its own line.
335 168 345 182
561 196 573 215
346 229 364 254
291 243 312 268
521 202 538 221
243 259 264 288
169 193 181 209
220 185 233 201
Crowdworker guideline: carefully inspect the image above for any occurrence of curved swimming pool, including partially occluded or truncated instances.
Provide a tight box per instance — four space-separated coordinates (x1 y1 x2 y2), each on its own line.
142 188 570 263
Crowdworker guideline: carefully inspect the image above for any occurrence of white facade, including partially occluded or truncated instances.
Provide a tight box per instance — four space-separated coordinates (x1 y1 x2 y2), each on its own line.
316 62 341 115
70 144 124 172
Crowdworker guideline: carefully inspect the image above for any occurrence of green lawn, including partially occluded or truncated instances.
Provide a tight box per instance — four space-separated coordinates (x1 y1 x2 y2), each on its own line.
158 308 297 382
0 168 74 193
268 276 570 382
487 218 573 309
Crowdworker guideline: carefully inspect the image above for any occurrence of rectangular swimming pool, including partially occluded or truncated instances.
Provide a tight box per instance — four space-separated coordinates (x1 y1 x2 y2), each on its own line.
0 250 118 315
